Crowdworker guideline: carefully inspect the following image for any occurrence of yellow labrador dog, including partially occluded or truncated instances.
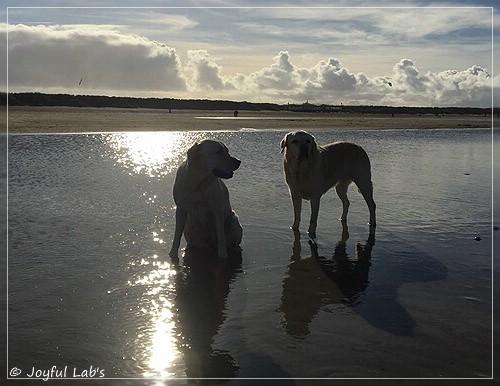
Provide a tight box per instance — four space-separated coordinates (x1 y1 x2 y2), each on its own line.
281 131 376 240
169 140 242 259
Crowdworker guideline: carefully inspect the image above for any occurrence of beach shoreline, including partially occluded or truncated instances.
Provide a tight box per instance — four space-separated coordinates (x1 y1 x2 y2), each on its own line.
3 105 496 133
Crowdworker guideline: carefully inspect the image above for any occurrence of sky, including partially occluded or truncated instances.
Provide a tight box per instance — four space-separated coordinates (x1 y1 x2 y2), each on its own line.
1 1 499 107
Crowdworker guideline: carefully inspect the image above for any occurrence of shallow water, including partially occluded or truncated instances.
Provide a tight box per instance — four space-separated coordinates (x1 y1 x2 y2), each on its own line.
6 128 494 380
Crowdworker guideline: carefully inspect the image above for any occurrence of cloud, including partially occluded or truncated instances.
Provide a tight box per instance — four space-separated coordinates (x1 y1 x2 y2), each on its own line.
1 22 493 107
139 13 198 31
426 65 492 106
246 51 298 91
261 54 490 106
372 59 491 107
371 8 494 39
3 23 187 93
303 58 357 92
185 50 233 91
393 59 429 92
226 52 491 107
247 7 495 39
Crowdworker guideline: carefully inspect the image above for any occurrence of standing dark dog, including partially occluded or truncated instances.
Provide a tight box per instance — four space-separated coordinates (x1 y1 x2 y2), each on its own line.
169 140 242 259
281 131 376 240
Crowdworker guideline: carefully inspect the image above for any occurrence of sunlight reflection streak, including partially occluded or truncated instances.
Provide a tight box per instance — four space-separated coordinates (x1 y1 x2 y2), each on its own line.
104 131 205 177
104 132 210 377
129 259 181 378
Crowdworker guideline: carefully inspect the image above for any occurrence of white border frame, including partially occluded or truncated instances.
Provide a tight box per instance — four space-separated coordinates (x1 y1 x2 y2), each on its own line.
5 5 495 382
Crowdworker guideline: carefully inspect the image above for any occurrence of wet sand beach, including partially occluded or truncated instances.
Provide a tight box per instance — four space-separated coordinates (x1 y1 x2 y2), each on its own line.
5 106 493 133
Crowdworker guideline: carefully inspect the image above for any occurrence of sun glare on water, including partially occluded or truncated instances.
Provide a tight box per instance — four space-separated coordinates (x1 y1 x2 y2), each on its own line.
129 258 182 378
104 132 205 177
104 132 211 377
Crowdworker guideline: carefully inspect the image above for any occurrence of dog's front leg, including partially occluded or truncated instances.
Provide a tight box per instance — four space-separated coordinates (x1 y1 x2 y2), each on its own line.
308 196 321 240
214 207 228 259
291 190 302 231
169 207 187 259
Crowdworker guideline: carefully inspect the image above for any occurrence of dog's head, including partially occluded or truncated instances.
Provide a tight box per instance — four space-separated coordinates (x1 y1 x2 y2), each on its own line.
280 131 318 163
187 139 241 179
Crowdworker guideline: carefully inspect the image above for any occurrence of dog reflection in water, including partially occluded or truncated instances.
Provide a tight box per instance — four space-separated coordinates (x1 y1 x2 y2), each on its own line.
279 224 375 337
173 246 242 378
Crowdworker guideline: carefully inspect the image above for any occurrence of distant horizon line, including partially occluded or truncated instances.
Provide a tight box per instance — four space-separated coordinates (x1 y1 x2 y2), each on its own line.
1 91 496 110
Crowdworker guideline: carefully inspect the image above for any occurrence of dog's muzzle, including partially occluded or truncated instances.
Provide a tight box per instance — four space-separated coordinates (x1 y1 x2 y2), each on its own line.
232 158 241 171
213 157 241 179
297 146 309 163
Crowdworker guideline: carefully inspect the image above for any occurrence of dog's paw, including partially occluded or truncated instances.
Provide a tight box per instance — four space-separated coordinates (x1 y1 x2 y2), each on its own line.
307 230 318 245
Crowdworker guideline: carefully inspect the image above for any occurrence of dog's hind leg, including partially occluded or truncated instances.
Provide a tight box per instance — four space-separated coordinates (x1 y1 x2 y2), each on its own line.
335 179 351 223
225 211 243 249
354 178 376 226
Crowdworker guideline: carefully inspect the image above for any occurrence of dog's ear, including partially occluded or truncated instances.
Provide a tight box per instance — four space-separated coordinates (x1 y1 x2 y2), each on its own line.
187 142 200 163
280 134 289 154
309 135 319 159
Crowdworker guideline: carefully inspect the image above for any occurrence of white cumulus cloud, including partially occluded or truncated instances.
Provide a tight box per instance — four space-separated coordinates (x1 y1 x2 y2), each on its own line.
386 59 491 107
246 51 298 91
0 23 493 107
226 53 491 107
185 50 233 91
3 23 187 93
